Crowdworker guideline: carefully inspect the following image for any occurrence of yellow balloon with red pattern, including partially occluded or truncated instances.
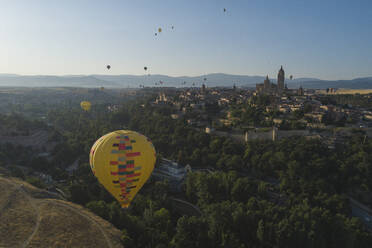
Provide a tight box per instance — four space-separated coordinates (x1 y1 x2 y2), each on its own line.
89 130 156 208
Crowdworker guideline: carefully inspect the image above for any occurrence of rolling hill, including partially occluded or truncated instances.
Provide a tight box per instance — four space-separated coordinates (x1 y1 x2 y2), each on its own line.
1 73 372 89
0 175 123 248
286 77 372 89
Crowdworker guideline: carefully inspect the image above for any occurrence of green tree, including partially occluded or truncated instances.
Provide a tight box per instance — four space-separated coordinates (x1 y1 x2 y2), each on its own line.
172 216 210 248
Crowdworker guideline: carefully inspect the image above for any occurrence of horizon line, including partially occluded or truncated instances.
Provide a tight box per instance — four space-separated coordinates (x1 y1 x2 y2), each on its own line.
0 72 370 82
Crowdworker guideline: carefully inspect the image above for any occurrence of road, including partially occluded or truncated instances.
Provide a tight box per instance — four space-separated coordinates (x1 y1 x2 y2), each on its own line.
170 197 202 216
348 197 372 230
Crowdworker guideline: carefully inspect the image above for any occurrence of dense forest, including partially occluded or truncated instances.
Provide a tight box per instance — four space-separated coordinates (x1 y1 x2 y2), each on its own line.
2 97 372 248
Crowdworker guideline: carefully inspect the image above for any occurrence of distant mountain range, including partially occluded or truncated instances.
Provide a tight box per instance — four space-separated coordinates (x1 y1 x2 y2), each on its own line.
1 73 372 89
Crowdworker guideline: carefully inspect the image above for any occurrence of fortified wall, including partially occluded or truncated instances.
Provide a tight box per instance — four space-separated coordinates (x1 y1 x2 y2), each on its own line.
244 128 310 142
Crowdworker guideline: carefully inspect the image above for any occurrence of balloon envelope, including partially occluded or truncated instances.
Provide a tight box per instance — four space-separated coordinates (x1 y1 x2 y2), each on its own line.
80 101 91 111
107 65 111 70
89 130 156 208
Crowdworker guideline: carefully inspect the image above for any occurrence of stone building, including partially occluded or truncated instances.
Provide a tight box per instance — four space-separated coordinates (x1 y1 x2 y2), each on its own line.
256 66 286 95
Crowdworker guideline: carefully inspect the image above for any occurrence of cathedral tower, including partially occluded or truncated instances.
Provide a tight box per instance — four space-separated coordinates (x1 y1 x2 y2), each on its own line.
277 66 285 91
264 75 270 89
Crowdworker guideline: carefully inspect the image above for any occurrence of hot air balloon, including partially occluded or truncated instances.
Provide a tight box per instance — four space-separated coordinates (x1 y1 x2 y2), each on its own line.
158 28 162 33
90 130 156 208
80 101 91 111
290 75 293 80
144 66 148 71
171 26 174 30
223 8 226 12
89 133 111 166
155 33 157 36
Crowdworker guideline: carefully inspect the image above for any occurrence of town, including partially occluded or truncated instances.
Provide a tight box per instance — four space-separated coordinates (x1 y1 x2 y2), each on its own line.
150 66 372 147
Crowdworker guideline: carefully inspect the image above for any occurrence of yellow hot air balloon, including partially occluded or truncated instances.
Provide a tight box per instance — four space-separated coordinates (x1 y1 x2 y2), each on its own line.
80 101 91 111
158 27 162 33
89 133 111 166
90 130 156 208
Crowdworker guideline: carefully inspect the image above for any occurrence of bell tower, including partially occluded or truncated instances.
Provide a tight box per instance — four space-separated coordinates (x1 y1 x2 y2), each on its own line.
264 75 270 89
277 66 285 91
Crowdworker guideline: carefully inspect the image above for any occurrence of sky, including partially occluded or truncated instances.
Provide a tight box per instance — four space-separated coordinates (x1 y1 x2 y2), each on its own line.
1 0 372 80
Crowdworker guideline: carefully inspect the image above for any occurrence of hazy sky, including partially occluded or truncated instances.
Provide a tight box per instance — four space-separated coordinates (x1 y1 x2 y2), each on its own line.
1 0 372 79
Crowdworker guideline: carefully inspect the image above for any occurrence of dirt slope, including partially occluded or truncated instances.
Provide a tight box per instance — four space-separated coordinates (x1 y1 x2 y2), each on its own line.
0 176 123 248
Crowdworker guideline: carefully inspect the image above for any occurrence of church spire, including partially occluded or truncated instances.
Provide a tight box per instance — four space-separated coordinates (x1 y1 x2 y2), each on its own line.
277 66 285 91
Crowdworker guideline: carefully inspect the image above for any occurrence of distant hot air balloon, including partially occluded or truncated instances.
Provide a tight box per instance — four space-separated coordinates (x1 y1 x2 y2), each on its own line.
171 26 174 30
90 130 156 208
290 75 293 80
158 28 162 33
107 65 111 70
144 66 148 71
80 101 91 111
223 8 226 12
155 33 157 36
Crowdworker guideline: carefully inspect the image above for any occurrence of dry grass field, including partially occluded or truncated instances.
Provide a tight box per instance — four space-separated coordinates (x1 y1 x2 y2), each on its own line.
0 176 123 248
